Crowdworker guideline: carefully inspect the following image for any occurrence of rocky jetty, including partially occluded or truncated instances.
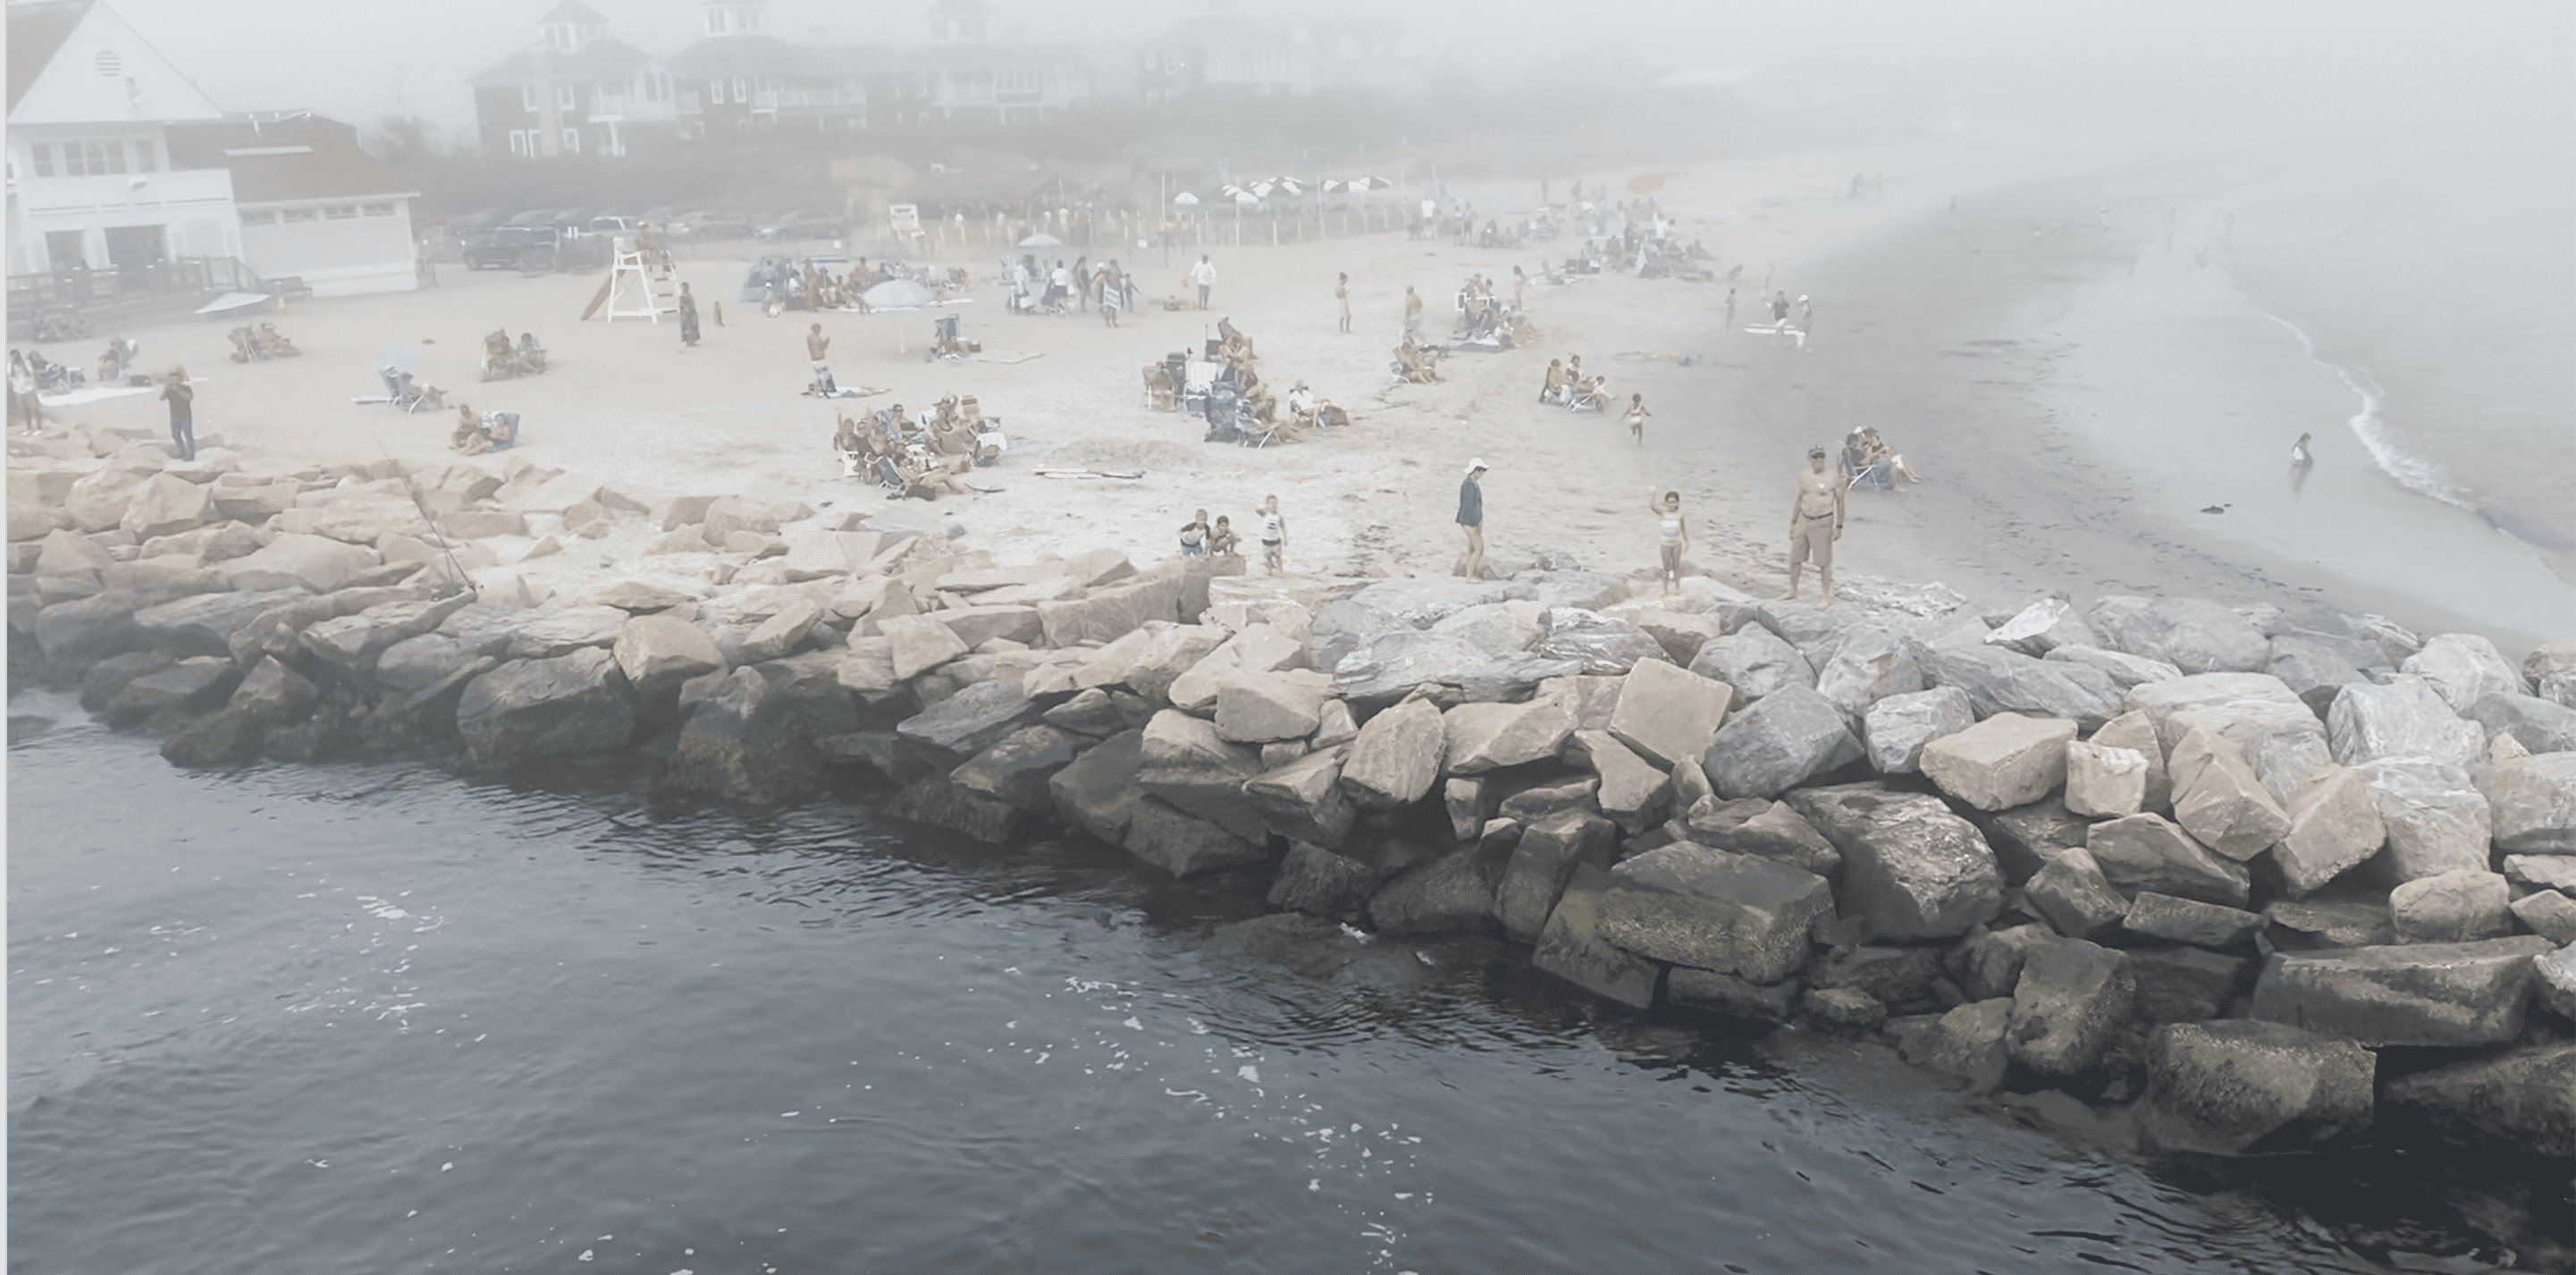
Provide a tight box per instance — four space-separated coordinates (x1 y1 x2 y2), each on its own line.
11 424 2574 1164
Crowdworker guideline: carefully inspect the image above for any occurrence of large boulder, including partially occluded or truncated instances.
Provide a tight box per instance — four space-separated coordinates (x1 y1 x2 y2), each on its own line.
1443 698 1578 773
1367 839 1510 936
2025 848 2130 941
492 606 627 661
1135 713 1269 842
1604 657 1734 769
895 679 1040 768
1811 624 1925 721
665 654 856 804
2167 727 2292 862
2389 870 2513 944
2064 740 2149 818
2275 764 2386 898
2328 677 2483 768
1530 862 1661 1008
1242 747 1357 848
2249 936 2555 1046
2084 813 2250 908
1688 626 1814 702
1572 730 1671 832
1894 998 2015 1092
738 595 823 662
1912 639 2126 730
611 613 727 691
1428 599 1545 655
2353 757 2493 882
2124 892 2264 950
1601 602 1726 667
2267 634 2376 715
883 774 1037 844
1120 623 1231 704
105 655 242 724
1861 685 1975 776
1701 685 1864 800
2539 943 2576 1021
2475 752 2576 854
947 723 1089 814
2265 899 2396 950
129 587 308 657
1918 713 2078 812
1214 670 1333 743
2084 596 2269 674
2528 643 2576 709
1785 783 2003 940
1329 629 1489 707
1595 841 1832 983
2129 945 2258 1025
221 533 378 593
2401 633 2521 713
2089 709 2173 811
1267 842 1380 919
2008 937 2134 1077
2042 644 2182 692
1495 809 1619 941
1167 622 1306 713
1691 798 1840 876
2466 692 2576 756
2136 1021 2376 1156
1538 674 1628 732
1978 798 2092 884
1530 607 1669 674
1037 572 1183 647
881 612 972 681
1339 696 1446 807
454 648 636 766
2382 1044 2576 1160
117 472 213 540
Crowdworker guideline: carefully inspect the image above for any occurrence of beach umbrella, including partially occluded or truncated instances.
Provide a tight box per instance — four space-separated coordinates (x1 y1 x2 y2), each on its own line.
1016 232 1064 249
1357 176 1391 190
1627 173 1666 194
861 278 937 311
1230 187 1262 206
1171 190 1200 206
1268 176 1302 196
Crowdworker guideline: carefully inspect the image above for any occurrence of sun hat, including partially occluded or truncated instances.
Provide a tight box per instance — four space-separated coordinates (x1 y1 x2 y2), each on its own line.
1466 457 1489 473
1806 445 1828 459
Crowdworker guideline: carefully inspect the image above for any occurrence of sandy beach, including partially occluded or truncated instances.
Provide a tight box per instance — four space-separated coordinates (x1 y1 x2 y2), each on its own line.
23 139 2567 657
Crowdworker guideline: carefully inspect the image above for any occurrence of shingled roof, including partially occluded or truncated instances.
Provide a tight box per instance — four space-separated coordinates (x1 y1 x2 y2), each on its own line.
164 115 419 204
468 37 652 87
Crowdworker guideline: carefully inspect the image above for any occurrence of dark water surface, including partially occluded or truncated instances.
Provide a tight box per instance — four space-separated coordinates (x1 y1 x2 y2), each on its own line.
5 695 2508 1273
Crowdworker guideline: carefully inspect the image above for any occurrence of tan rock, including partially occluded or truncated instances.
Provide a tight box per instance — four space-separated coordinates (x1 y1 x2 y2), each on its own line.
2090 709 2172 810
612 613 726 689
1444 699 1578 773
2064 739 2149 818
1340 696 1445 807
2276 764 2385 898
1604 657 1733 768
1919 713 2080 812
2389 871 2513 944
117 472 213 541
740 595 824 662
881 612 970 680
1215 670 1332 743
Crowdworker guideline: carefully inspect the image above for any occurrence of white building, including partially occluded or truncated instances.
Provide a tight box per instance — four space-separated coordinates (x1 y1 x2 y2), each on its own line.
4 0 240 277
166 116 421 298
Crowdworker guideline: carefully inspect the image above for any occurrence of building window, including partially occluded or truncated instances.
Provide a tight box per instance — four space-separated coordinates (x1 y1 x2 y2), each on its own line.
562 128 580 154
731 76 747 102
559 85 577 110
522 84 537 112
509 130 530 156
29 143 55 177
324 205 357 219
64 140 128 176
281 207 318 223
240 210 276 225
130 139 156 171
998 68 1038 94
708 78 724 104
362 202 396 217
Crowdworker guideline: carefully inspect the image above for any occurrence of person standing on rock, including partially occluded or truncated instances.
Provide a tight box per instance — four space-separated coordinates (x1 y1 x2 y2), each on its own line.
159 367 195 461
1783 446 1844 609
1258 494 1286 575
1456 459 1488 579
1647 488 1689 596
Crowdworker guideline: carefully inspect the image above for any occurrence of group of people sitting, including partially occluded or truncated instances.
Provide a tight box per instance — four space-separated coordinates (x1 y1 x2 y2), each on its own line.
481 328 547 381
833 393 1006 497
1007 254 1132 323
95 334 142 384
1537 354 1608 410
1843 426 1923 486
450 404 519 455
225 323 299 363
1391 334 1442 384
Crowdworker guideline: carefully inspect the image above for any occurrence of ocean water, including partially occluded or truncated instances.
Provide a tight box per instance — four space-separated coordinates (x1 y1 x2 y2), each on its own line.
7 696 2559 1273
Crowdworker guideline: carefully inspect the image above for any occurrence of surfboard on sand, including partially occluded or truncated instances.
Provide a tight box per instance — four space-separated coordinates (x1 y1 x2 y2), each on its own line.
1744 325 1803 335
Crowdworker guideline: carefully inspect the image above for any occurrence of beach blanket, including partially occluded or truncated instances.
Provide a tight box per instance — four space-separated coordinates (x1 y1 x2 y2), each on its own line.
1035 468 1145 481
810 385 891 400
969 350 1045 365
39 383 158 407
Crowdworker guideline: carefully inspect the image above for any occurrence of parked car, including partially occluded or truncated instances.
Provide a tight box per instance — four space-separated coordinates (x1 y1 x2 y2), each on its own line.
672 211 754 241
757 209 848 241
464 226 558 270
585 215 636 237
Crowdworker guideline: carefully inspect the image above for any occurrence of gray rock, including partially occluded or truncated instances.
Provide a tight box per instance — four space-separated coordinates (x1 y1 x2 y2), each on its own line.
35 591 151 663
1862 685 1976 775
221 532 378 593
2084 596 2269 674
2124 892 2264 950
1595 841 1831 982
1701 685 1865 800
1443 776 1495 841
499 605 629 662
1531 861 1661 1009
2025 849 2130 941
1752 600 1846 666
1498 775 1599 823
1120 623 1231 704
2264 899 2397 950
1895 998 2015 1092
2389 870 2514 943
1604 657 1735 769
1345 576 1516 629
1688 625 1814 702
1036 573 1183 647
949 724 1089 814
1427 600 1544 654
1307 598 1408 675
1340 697 1446 807
885 775 1037 844
1331 629 1491 707
1809 945 1944 1012
2381 1043 2576 1159
1952 923 2058 1001
2249 936 2556 1046
1048 728 1149 845
2475 752 2576 854
1805 986 1888 1029
129 587 309 657
2008 937 2134 1077
1496 809 1618 941
2504 855 2576 894
107 655 242 724
1443 698 1578 773
2328 677 2483 768
224 655 317 728
2136 1021 2376 1155
1310 698 1358 748
1784 783 2002 941
1215 670 1333 744
1919 713 2078 812
2084 814 2250 908
896 679 1040 768
2401 632 2521 713
1242 747 1357 848
455 648 635 766
1571 730 1671 832
611 612 728 691
1811 624 1925 721
2508 891 2576 945
1912 639 2126 730
1531 607 1670 675
1694 798 1840 877
667 656 858 805
1536 673 1627 731
739 595 822 662
2353 757 2493 882
2044 644 2183 692
1368 839 1510 936
2276 764 2386 898
2130 945 2257 1025
1666 967 1801 1021
2539 943 2576 1021
1136 719 1271 845
1267 843 1382 919
2268 634 2374 715
2167 727 2292 862
2466 692 2576 756
2527 642 2576 709
1120 796 1267 878
1978 798 2092 885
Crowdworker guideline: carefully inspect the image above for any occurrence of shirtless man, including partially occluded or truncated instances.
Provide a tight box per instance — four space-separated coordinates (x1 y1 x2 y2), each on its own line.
1783 446 1846 610
1336 273 1352 334
804 323 832 394
1403 285 1425 335
1539 358 1567 402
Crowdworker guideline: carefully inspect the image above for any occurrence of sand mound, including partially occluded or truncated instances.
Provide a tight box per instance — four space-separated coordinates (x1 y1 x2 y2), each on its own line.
1040 438 1210 471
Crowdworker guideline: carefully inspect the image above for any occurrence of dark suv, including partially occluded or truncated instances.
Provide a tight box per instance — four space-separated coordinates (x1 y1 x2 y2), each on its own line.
464 227 558 270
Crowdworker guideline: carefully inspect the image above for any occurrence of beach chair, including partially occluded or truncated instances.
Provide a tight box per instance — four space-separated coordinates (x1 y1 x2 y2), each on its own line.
873 456 906 497
1841 443 1890 490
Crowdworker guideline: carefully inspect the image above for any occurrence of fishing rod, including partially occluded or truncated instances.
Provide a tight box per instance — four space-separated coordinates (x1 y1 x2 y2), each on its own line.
360 420 476 601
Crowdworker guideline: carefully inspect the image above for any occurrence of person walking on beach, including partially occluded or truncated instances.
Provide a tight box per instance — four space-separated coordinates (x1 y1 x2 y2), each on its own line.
1257 495 1286 575
1795 295 1814 351
805 323 832 394
1782 446 1844 609
1336 273 1352 334
159 367 195 461
2289 432 2314 465
1647 488 1689 597
1623 393 1652 443
678 283 701 347
1512 266 1527 311
1190 255 1216 310
1770 291 1791 333
1403 285 1425 336
1456 459 1489 578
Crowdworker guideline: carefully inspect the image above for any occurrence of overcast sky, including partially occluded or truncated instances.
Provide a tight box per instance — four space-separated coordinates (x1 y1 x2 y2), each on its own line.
102 0 2572 148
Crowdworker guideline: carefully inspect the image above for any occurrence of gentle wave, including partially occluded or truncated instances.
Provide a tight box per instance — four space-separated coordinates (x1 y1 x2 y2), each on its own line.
2247 302 2482 516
